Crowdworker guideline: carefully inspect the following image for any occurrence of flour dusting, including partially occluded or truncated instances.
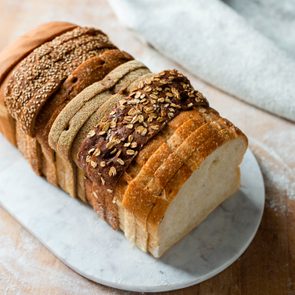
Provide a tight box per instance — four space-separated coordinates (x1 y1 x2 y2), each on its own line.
250 132 295 202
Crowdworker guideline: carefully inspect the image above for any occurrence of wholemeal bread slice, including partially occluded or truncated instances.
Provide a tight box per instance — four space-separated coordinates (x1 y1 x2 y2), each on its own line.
0 21 77 146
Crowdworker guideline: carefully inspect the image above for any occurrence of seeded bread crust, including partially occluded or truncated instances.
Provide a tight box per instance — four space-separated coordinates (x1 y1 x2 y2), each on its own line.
5 27 116 136
36 49 133 149
0 21 77 145
49 60 150 198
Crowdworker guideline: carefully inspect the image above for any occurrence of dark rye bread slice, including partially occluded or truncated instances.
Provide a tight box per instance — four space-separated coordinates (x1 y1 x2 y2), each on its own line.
0 21 77 146
5 26 116 136
74 71 152 205
73 72 153 216
35 50 133 185
82 73 155 223
71 69 153 165
49 60 150 198
78 70 209 229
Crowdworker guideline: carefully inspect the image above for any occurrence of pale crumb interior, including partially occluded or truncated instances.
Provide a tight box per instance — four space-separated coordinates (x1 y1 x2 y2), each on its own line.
149 138 246 258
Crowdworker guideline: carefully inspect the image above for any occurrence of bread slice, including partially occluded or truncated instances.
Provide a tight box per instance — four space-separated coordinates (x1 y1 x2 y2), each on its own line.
114 109 247 257
1 23 249 259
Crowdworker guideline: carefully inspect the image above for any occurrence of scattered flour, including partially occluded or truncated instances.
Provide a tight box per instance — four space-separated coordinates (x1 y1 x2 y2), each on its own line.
250 131 295 211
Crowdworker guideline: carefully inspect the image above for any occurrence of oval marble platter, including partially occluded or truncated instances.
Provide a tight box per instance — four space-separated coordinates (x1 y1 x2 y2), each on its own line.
0 135 264 292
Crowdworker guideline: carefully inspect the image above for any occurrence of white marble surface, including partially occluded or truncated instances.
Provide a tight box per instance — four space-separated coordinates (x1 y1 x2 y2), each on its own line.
0 135 264 292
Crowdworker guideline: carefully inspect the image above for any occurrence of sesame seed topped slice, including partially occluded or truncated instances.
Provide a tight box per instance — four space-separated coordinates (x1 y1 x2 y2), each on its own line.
5 26 116 136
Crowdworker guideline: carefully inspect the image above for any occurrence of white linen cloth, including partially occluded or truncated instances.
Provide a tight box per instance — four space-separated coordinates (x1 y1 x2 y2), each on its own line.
109 0 295 122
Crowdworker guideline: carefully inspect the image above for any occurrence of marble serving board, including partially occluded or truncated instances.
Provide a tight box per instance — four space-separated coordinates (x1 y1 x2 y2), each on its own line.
0 135 264 293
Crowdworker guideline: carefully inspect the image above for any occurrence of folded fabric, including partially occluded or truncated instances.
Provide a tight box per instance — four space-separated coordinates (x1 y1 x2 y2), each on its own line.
108 0 295 122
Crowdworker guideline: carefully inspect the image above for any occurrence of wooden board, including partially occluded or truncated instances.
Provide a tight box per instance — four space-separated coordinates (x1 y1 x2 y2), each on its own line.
0 0 294 294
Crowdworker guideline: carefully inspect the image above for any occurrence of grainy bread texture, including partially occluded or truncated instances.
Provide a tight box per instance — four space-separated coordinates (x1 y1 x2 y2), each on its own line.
35 49 133 185
5 26 115 136
1 22 248 258
0 21 77 146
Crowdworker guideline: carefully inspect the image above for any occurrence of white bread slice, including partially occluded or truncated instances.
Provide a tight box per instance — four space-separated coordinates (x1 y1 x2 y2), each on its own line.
115 109 247 257
116 109 220 251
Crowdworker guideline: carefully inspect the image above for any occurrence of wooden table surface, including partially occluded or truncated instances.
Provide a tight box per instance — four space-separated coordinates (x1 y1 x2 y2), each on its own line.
0 0 294 294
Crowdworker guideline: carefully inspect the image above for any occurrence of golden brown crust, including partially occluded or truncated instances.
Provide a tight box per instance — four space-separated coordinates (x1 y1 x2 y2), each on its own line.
114 108 247 250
